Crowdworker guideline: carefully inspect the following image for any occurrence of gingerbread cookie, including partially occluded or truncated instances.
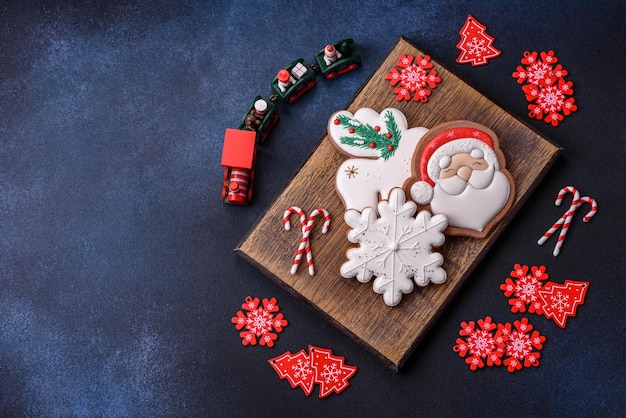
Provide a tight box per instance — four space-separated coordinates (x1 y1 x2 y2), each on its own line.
341 188 447 307
328 108 428 212
403 121 515 238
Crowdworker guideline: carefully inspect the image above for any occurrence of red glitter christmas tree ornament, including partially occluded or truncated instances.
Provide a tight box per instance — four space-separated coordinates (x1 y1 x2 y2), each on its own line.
537 280 589 328
269 345 357 397
456 15 501 66
268 349 316 396
309 346 358 398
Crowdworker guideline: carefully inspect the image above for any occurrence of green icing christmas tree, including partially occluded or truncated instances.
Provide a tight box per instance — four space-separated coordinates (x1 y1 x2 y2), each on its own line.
335 110 402 161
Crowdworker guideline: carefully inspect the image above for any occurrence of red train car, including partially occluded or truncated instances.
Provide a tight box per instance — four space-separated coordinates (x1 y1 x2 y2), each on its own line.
220 128 257 205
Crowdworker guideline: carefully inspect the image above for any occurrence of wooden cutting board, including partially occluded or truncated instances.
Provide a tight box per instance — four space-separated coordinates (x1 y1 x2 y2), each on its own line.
235 36 561 371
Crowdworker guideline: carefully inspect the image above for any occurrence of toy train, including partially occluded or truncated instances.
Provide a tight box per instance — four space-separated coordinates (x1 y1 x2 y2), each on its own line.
221 39 361 205
271 38 361 103
238 96 280 144
315 38 361 80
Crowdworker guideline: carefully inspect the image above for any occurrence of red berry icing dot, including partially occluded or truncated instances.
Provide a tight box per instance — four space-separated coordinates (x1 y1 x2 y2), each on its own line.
334 118 340 125
387 145 394 151
385 133 392 139
374 126 381 132
369 142 376 148
349 128 355 134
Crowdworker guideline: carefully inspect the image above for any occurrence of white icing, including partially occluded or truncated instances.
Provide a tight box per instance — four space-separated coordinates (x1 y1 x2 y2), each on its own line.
427 138 499 183
439 155 452 169
470 148 484 159
328 108 428 211
430 169 510 231
341 188 448 307
410 180 434 205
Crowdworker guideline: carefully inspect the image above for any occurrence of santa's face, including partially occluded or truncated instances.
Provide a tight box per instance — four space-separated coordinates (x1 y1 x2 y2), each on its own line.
438 151 488 180
437 151 493 195
430 151 510 232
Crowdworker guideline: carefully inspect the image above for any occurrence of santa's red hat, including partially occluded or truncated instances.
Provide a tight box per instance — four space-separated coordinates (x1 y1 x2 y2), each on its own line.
411 127 499 205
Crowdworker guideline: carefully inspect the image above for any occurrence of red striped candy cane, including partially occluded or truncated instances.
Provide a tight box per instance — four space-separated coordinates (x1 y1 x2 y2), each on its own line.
537 186 580 248
283 206 314 273
555 185 579 207
304 208 330 275
552 207 578 257
538 186 597 257
290 207 331 276
283 206 306 231
579 196 598 222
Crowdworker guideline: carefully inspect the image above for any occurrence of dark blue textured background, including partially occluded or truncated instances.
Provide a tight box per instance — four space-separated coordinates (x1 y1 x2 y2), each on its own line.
1 1 624 416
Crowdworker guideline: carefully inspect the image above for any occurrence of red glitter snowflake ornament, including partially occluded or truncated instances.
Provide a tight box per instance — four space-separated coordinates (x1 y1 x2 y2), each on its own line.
453 316 508 370
499 318 546 373
456 15 501 66
512 50 577 127
500 264 549 314
231 296 288 347
453 317 546 373
385 54 441 102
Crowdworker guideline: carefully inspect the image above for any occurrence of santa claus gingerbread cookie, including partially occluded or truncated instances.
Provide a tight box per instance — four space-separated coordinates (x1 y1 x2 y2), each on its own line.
403 121 515 238
328 108 428 212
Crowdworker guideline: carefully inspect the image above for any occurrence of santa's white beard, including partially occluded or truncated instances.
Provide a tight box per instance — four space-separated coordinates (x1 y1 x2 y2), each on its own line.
430 168 510 232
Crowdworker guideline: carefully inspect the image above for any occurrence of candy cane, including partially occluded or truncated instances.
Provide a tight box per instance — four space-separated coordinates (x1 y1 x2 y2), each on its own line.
283 206 306 231
555 185 579 207
304 208 330 275
537 186 580 248
289 207 331 276
579 196 598 223
538 186 597 257
283 206 315 273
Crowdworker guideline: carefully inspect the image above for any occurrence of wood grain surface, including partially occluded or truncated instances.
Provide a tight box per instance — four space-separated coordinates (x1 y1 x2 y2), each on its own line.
236 36 561 371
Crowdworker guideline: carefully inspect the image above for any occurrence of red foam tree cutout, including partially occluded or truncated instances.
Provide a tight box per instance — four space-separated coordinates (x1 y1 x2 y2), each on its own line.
538 280 589 329
456 15 501 66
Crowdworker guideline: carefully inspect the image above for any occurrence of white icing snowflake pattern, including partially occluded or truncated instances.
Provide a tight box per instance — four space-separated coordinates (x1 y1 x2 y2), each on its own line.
340 188 448 306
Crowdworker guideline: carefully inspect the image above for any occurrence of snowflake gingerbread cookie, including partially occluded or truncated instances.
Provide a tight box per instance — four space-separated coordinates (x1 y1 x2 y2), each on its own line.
404 120 515 238
341 188 448 306
328 108 428 212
